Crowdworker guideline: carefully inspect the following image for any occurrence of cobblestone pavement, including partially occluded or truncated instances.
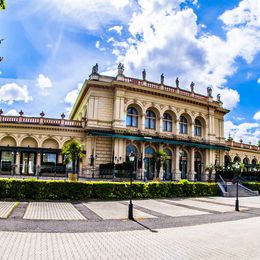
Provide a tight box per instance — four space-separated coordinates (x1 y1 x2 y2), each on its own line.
24 202 86 220
0 202 17 218
1 216 260 259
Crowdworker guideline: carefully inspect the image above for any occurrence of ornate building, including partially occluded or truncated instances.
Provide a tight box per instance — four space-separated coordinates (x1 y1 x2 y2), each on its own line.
0 64 259 180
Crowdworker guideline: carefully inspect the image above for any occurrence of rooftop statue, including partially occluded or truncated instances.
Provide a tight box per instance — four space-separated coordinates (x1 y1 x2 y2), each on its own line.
217 94 222 102
142 69 146 81
117 63 124 75
92 63 99 74
190 81 195 92
160 73 164 85
207 86 212 97
175 77 179 88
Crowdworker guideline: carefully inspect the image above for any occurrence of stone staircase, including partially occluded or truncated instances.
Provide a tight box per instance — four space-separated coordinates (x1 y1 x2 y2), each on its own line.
217 179 258 197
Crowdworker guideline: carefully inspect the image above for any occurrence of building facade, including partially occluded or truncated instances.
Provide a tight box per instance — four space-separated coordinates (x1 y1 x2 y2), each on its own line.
0 64 259 180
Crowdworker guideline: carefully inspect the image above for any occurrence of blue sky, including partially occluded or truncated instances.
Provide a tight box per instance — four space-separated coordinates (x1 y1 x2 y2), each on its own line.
0 0 260 144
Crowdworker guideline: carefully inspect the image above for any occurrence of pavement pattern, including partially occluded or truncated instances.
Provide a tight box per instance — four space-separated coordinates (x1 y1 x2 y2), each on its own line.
0 202 17 218
0 216 260 259
23 202 86 220
0 197 260 259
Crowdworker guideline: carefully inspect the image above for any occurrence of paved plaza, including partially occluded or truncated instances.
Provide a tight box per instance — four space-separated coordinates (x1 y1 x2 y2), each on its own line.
1 197 260 259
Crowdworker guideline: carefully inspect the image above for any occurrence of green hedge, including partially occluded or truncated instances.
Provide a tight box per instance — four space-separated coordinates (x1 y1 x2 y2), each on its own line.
243 182 260 192
0 178 218 200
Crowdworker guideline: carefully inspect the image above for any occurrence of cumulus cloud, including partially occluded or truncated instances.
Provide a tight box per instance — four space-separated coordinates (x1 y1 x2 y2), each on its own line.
108 25 123 35
224 120 260 144
253 111 260 120
36 74 52 96
64 83 82 113
257 78 260 84
0 83 32 105
103 0 260 111
5 109 20 116
95 41 106 52
43 0 136 31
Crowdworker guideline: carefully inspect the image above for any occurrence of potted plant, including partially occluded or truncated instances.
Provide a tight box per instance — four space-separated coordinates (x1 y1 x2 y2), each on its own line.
62 139 84 181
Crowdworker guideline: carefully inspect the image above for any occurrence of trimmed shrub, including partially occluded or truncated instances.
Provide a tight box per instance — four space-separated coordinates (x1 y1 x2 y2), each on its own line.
0 178 218 200
243 182 260 193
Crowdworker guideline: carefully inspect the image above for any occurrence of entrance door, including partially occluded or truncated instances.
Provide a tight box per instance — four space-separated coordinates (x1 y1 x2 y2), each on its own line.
144 158 155 180
21 152 36 175
195 152 202 181
180 159 187 179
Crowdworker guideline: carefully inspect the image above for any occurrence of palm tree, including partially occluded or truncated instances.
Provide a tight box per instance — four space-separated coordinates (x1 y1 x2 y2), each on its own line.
0 0 6 9
62 140 84 179
152 149 168 179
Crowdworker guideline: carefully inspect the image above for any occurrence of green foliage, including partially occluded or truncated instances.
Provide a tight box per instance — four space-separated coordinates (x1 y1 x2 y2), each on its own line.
0 0 6 9
243 182 260 193
61 139 84 173
0 178 218 200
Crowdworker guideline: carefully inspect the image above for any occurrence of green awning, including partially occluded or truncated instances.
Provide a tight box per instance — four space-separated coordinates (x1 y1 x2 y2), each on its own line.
89 131 229 151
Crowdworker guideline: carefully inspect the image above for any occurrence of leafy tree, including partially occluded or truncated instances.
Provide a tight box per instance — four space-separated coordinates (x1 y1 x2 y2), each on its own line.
62 140 84 174
0 0 6 9
152 149 168 178
258 140 260 147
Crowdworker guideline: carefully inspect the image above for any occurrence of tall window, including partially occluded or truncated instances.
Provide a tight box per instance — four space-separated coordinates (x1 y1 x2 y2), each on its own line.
163 113 172 132
145 110 156 129
179 115 188 134
126 107 138 127
194 119 202 136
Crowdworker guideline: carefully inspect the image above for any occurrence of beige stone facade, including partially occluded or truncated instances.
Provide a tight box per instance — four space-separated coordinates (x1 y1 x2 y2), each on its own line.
0 66 259 180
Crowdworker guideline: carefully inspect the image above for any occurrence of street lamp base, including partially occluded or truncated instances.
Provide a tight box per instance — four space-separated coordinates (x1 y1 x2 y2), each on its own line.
235 199 239 211
128 202 134 220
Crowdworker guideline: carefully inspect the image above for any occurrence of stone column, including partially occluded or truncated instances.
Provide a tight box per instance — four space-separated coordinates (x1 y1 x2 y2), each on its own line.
141 113 146 130
176 119 180 134
188 148 195 181
159 116 163 133
36 152 41 176
140 142 146 180
15 151 21 175
191 122 195 137
173 146 181 181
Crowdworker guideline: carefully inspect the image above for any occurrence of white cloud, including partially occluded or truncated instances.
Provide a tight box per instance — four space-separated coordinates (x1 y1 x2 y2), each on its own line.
103 0 260 111
36 74 52 96
64 83 82 113
253 111 260 120
95 41 106 52
224 120 260 144
0 83 32 105
5 109 19 116
108 25 123 35
43 0 136 31
257 78 260 84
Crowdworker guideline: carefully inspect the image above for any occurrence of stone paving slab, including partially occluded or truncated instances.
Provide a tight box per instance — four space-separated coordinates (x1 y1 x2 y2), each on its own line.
164 198 246 213
23 202 86 220
134 200 208 217
84 202 156 220
0 202 17 219
195 197 256 208
1 216 260 259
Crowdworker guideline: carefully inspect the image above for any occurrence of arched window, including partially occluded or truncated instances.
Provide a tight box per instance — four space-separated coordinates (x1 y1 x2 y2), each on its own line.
145 110 156 129
145 146 155 155
163 148 172 157
194 119 202 136
126 107 138 127
252 158 257 165
224 155 231 167
179 116 188 134
126 144 138 156
243 158 249 165
162 113 172 132
233 156 241 163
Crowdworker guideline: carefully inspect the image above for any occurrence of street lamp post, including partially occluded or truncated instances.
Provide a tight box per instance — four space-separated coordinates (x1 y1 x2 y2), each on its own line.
235 162 240 211
128 152 135 220
90 154 97 179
